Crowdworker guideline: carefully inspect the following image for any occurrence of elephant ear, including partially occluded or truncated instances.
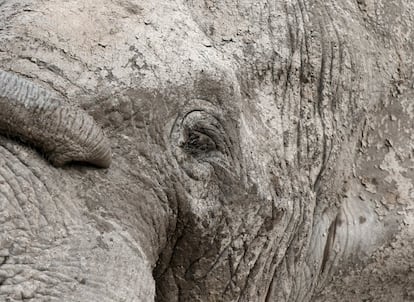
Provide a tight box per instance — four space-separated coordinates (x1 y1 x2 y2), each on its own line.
0 69 111 168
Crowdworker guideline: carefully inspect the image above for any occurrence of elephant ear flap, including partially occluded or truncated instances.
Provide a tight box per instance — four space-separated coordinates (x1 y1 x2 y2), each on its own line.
0 69 112 168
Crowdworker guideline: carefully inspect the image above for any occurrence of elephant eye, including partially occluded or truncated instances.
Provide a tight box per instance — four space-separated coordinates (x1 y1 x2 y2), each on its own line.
181 128 217 156
173 108 230 160
170 102 235 180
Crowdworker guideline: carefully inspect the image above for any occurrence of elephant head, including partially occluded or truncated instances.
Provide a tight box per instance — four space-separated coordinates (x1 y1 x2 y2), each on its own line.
0 0 413 301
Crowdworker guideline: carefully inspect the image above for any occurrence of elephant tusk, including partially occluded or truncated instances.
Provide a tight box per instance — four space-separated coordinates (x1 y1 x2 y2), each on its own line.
0 69 111 168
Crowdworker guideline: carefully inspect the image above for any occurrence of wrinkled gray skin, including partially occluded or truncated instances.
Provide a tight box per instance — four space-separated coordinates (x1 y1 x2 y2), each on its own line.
0 0 413 301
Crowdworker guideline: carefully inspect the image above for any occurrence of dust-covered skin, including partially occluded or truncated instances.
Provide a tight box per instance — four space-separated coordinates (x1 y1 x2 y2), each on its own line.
0 70 111 168
0 0 413 301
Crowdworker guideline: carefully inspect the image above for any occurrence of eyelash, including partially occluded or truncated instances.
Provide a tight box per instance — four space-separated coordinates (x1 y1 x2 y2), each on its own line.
178 109 231 157
181 128 218 156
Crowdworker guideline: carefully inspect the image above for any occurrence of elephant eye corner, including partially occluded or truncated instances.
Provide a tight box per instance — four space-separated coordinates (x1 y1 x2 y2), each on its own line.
180 129 217 156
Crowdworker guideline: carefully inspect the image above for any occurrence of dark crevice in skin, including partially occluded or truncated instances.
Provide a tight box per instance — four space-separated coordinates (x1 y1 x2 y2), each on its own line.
264 274 275 302
312 23 336 198
0 256 9 286
320 211 339 275
297 39 304 168
313 33 327 194
0 255 8 266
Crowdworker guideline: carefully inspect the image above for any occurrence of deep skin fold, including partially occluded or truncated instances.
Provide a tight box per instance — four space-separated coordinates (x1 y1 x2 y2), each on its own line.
0 0 413 301
0 69 111 168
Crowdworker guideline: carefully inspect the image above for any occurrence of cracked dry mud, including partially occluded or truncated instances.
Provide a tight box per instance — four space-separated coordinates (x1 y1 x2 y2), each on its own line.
0 0 413 301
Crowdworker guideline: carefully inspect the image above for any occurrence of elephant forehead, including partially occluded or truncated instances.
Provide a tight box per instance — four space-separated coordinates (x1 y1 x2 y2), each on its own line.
2 0 238 99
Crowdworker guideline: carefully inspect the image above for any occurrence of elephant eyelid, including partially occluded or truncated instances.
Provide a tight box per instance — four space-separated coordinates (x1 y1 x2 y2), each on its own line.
178 111 229 158
181 129 218 155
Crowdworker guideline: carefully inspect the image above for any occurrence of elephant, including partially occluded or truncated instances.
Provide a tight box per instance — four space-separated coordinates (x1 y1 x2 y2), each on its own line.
0 0 413 301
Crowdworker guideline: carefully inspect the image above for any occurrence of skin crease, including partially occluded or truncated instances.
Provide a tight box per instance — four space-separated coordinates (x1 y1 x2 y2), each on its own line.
0 70 112 168
0 0 413 301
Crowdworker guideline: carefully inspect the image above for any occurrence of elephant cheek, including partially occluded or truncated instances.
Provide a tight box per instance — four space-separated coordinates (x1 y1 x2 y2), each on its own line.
0 145 154 300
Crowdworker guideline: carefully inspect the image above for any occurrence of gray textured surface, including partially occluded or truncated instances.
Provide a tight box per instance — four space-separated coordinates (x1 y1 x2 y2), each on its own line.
0 0 413 301
0 70 111 167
